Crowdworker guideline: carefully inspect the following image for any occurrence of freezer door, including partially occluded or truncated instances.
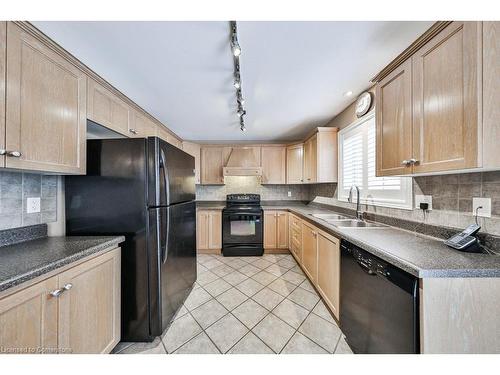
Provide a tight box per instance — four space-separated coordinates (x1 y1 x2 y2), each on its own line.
148 137 195 207
148 201 197 336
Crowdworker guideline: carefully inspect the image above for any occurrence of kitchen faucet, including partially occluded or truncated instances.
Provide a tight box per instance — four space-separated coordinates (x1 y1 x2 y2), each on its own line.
348 185 363 220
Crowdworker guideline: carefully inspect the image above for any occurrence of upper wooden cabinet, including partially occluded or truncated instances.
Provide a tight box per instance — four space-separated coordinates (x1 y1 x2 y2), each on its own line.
182 141 201 184
412 21 480 173
261 146 286 184
201 147 225 185
5 22 86 174
375 21 499 176
129 110 157 138
87 78 130 136
286 143 304 184
157 125 182 149
376 59 413 176
303 127 338 183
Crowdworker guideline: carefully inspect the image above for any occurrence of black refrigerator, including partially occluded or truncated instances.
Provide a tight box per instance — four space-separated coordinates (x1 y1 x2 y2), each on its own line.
65 137 197 342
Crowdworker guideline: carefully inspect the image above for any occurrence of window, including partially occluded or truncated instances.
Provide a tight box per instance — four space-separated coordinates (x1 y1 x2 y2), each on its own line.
338 112 413 209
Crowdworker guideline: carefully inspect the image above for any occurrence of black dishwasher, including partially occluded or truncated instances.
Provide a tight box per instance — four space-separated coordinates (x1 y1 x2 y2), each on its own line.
340 240 419 354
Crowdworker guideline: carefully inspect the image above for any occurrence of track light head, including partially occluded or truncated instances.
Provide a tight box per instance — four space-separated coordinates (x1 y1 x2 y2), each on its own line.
233 80 241 89
232 40 241 57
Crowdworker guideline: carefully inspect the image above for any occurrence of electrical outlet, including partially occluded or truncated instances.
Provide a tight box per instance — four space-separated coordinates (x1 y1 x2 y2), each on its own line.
26 197 41 214
415 195 432 210
473 197 491 218
287 191 292 197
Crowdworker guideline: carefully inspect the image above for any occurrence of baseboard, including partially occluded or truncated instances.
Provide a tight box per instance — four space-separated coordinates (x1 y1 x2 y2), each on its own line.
264 248 291 254
197 249 221 255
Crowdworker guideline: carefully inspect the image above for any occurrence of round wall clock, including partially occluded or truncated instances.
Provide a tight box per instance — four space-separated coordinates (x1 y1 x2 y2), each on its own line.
355 92 373 118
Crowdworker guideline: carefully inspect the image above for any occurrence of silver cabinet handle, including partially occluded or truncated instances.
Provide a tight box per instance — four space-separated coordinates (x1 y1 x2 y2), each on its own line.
49 283 73 298
401 160 411 166
129 129 138 134
6 151 21 157
0 149 6 155
409 158 419 165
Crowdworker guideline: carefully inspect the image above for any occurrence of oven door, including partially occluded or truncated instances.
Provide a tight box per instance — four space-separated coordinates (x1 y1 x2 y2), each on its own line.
222 209 263 245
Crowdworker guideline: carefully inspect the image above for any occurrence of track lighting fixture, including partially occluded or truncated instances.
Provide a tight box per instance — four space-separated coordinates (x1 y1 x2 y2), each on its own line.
230 21 248 134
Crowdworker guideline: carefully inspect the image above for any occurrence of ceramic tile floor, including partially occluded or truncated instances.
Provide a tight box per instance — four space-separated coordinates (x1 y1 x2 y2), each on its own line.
113 253 353 354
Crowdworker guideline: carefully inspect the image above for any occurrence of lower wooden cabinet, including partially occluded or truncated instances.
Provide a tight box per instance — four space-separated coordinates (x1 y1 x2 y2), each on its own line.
316 231 340 319
301 221 318 283
289 214 302 261
0 247 121 354
263 210 288 250
196 209 222 253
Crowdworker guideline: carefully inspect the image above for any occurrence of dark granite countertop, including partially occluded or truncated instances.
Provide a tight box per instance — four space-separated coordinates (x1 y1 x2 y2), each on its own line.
196 200 500 278
0 236 125 293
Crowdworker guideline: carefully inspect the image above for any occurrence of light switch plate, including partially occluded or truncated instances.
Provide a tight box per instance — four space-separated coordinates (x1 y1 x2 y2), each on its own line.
473 197 491 218
26 197 41 214
287 191 292 197
415 195 433 210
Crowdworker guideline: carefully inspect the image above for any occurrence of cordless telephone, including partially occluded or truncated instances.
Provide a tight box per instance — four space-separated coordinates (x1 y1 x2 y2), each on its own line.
444 224 481 252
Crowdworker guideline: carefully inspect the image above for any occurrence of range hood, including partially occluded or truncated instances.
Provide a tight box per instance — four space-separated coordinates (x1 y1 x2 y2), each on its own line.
223 147 262 176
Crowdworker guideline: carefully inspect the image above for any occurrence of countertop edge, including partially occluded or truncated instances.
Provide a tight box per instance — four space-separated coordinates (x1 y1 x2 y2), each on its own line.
0 236 125 293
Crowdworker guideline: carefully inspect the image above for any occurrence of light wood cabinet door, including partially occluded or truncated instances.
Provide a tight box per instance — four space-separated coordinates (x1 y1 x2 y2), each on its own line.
208 210 222 250
482 21 500 169
376 59 413 176
276 211 289 249
301 222 318 283
261 146 286 184
264 211 278 249
196 211 209 250
129 111 157 138
201 147 225 185
5 22 86 174
87 78 130 136
0 22 6 168
303 135 317 183
287 143 304 184
316 128 338 183
183 141 201 184
157 125 182 149
412 21 480 173
0 276 58 353
317 231 340 319
57 248 121 354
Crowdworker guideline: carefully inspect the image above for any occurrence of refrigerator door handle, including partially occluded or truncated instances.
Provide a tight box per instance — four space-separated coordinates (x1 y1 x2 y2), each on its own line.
163 210 169 264
160 149 170 206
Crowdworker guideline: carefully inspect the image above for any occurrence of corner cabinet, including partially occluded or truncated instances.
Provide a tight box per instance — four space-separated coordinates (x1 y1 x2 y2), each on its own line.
4 22 87 174
375 21 499 176
0 247 121 354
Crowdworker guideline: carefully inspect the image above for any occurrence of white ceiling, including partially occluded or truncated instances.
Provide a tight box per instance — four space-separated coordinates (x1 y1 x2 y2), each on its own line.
34 21 433 142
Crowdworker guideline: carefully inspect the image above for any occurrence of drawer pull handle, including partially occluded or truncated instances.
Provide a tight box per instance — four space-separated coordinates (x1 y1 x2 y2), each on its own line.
0 149 6 155
129 129 138 134
49 283 73 298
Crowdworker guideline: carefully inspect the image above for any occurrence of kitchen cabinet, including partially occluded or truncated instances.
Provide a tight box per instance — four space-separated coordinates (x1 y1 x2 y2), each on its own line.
87 78 130 136
288 214 302 262
5 22 87 174
263 210 288 250
303 128 338 183
261 146 286 184
157 125 182 149
0 247 121 354
301 221 318 283
412 21 480 173
128 110 157 138
286 143 304 184
316 230 340 319
197 210 222 253
0 276 58 353
375 21 497 176
201 147 225 185
375 59 413 176
182 141 201 184
0 22 5 168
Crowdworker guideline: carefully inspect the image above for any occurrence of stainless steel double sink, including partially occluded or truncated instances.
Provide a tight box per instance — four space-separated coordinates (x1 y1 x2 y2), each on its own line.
310 213 387 228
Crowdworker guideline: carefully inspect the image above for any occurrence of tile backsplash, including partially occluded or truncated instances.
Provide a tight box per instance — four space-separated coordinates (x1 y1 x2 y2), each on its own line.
0 171 58 230
196 176 311 201
310 171 500 236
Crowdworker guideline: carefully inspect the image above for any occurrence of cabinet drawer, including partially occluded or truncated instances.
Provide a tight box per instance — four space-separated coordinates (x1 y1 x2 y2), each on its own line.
290 214 302 231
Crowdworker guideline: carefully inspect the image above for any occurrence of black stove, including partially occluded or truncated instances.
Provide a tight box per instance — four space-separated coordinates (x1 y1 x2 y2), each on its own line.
222 194 263 256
